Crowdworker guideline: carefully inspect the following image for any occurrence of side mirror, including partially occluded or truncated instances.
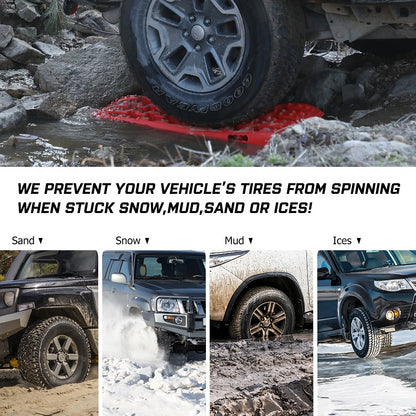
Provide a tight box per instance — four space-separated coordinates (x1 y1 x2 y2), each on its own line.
111 273 127 284
318 267 330 280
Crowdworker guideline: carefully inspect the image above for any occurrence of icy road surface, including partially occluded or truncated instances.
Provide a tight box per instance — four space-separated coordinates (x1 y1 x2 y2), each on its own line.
102 298 206 416
318 330 416 415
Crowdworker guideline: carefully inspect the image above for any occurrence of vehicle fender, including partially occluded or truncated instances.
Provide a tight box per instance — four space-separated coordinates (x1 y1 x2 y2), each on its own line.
223 272 305 324
127 295 150 313
338 283 375 328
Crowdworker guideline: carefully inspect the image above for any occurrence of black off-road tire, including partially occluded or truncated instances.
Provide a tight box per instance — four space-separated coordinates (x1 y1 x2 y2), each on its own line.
349 307 382 358
120 0 305 127
229 286 295 340
381 332 393 349
18 316 91 388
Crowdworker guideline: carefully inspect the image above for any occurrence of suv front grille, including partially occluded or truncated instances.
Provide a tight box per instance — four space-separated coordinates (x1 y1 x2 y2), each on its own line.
180 299 206 316
409 279 416 291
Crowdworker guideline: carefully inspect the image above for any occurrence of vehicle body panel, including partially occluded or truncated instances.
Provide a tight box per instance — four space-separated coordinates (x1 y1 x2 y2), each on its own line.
103 251 206 343
318 250 416 341
0 251 99 360
210 251 313 323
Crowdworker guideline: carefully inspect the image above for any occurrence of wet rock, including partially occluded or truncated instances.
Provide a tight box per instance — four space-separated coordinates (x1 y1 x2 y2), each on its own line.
35 36 140 114
0 53 14 69
14 26 37 43
0 100 26 133
38 34 55 45
2 37 45 64
15 0 41 22
21 91 77 119
296 69 348 111
73 9 119 36
0 91 14 112
33 41 65 57
390 73 416 97
85 35 106 44
0 68 38 98
342 83 365 104
0 24 13 49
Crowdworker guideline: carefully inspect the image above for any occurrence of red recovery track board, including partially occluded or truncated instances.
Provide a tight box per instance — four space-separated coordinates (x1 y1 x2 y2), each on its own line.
94 96 323 147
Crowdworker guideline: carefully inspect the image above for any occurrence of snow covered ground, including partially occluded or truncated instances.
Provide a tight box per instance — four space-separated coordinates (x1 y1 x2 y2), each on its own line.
102 298 206 416
318 331 416 415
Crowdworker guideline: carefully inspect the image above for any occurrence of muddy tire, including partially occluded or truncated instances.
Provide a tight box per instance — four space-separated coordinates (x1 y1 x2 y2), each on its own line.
120 0 305 127
18 316 91 388
229 287 295 340
349 307 381 358
381 332 393 349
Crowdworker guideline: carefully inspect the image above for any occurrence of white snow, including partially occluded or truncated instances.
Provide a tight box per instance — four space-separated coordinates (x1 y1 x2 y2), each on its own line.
318 374 416 415
318 330 416 415
102 297 206 416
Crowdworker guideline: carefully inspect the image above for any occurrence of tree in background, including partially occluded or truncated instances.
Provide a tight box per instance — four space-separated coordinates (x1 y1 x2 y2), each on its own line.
0 251 19 281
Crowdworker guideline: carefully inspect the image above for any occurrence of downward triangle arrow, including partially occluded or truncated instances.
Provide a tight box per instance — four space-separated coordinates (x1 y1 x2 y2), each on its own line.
357 238 361 244
38 238 43 244
145 238 150 244
248 238 253 244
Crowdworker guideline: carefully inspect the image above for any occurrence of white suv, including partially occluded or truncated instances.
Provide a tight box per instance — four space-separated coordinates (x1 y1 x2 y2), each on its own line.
210 251 313 340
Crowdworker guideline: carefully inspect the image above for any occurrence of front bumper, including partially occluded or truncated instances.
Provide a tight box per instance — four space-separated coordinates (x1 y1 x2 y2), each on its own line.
371 291 416 329
142 311 206 339
0 309 32 341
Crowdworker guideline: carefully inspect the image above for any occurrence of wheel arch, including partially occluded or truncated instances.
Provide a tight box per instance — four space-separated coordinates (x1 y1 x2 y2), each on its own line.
224 272 305 327
339 286 374 334
29 306 92 329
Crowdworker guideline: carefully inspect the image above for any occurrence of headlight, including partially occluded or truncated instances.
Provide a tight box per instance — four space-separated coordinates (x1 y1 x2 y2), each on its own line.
156 298 181 313
210 251 249 268
3 291 15 307
374 279 412 292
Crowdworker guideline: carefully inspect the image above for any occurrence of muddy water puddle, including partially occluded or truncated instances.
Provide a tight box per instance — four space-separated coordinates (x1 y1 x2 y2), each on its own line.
0 115 260 167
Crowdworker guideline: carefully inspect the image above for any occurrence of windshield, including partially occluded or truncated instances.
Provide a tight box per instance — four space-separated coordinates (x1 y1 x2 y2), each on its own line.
134 254 205 280
333 250 416 273
15 251 98 280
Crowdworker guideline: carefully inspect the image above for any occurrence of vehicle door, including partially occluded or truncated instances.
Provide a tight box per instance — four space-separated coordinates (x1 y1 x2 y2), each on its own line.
317 251 342 333
102 251 133 307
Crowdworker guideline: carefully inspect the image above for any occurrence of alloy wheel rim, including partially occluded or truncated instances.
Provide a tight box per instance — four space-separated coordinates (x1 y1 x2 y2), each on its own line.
351 317 366 350
249 301 287 341
146 0 246 93
46 335 79 379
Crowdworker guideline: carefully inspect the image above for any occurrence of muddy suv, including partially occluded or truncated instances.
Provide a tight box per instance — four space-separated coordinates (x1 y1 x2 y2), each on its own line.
318 250 416 358
0 250 98 387
102 251 206 354
210 251 313 340
71 0 416 126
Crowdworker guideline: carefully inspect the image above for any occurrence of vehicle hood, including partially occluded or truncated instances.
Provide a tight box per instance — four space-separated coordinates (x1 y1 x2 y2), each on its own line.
345 264 416 279
134 279 205 297
0 276 97 289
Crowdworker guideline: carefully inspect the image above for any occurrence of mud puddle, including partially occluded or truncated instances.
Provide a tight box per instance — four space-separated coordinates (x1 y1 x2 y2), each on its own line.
0 113 260 167
210 339 313 415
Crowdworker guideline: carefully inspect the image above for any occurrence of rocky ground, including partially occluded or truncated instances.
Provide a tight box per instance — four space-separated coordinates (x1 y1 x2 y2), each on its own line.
210 339 313 416
1 1 416 166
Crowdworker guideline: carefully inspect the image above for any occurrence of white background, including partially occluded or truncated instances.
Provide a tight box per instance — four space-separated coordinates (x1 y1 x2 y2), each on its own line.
0 166 411 251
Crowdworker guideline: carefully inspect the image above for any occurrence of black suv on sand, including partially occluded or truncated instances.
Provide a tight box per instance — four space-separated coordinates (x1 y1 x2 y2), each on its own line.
318 250 416 358
0 251 98 387
102 251 206 355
